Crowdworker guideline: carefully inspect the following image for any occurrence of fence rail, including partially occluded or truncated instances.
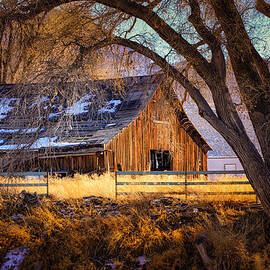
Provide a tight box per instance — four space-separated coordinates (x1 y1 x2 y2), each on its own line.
0 171 49 196
115 170 256 200
116 170 245 175
0 183 47 187
0 170 69 196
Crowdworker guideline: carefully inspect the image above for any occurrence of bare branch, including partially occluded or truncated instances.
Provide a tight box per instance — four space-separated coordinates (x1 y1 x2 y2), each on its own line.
147 0 163 10
188 0 226 81
256 0 270 18
124 17 137 38
189 0 220 49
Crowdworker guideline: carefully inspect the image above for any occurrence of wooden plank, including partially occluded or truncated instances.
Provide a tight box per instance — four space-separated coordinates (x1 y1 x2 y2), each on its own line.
117 192 255 196
188 192 255 196
117 170 245 175
0 183 47 187
1 172 48 176
117 181 250 186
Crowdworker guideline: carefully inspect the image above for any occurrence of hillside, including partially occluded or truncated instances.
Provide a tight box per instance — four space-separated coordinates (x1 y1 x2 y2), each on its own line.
183 103 260 157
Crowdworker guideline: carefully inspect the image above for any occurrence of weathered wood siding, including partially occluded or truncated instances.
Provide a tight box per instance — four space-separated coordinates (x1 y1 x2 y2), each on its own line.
42 153 105 173
105 87 208 171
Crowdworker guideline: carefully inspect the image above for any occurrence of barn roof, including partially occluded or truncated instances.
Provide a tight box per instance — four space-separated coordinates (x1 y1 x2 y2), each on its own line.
0 75 211 152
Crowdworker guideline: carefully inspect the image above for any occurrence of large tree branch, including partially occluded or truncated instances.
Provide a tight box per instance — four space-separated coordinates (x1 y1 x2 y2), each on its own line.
91 37 265 173
188 0 226 81
210 0 270 166
94 0 218 87
3 0 239 132
210 0 270 85
90 38 215 116
1 0 81 21
187 0 247 134
188 0 220 49
256 0 270 18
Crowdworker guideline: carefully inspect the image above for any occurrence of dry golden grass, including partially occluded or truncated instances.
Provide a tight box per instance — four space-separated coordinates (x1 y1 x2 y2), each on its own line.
0 174 116 199
0 192 269 269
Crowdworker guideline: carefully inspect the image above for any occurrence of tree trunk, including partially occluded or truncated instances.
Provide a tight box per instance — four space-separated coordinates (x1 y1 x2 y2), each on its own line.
238 154 270 215
213 125 270 216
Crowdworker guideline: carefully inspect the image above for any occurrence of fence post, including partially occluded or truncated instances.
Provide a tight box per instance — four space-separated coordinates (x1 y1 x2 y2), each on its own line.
46 171 49 197
115 171 118 200
185 171 187 200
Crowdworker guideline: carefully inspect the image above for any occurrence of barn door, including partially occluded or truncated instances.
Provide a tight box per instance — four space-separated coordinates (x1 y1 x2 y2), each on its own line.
150 150 171 171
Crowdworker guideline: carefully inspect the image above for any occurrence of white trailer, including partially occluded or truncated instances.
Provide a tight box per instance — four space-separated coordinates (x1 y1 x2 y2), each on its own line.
207 156 243 171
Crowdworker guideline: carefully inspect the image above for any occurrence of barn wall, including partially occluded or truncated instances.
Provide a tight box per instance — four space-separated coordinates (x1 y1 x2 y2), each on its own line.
105 87 208 171
42 153 105 173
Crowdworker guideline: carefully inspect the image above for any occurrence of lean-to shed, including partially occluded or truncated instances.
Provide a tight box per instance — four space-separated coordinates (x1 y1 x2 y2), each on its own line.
0 75 211 173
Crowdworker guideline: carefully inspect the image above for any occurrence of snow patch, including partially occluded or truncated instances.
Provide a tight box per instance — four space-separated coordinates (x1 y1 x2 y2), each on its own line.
50 141 87 147
31 136 58 149
30 96 49 108
49 111 63 119
66 94 92 115
1 247 27 270
0 137 87 150
0 144 27 150
31 137 87 149
21 127 45 134
0 129 19 133
105 123 117 128
98 100 121 113
0 98 18 119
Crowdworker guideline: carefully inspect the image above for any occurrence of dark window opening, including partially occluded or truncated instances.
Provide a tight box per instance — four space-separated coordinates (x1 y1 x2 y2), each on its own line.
150 150 171 171
198 151 202 171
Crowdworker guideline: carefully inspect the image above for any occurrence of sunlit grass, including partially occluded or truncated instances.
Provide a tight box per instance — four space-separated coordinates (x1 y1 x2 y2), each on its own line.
0 173 257 202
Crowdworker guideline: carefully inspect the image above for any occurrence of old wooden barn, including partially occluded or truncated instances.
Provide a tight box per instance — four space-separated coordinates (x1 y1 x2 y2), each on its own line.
0 75 211 174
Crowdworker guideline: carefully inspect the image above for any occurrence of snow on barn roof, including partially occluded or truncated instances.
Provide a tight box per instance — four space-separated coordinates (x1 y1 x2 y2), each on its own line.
0 75 210 152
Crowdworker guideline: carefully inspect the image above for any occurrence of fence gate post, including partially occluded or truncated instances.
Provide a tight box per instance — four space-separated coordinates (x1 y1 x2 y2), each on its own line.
46 171 49 197
185 171 187 200
115 171 118 200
